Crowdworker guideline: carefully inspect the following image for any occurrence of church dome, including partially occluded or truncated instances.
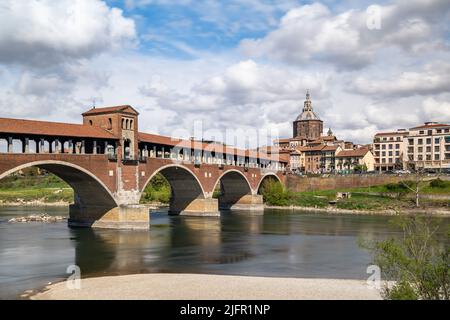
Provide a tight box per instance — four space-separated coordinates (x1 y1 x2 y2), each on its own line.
295 90 321 121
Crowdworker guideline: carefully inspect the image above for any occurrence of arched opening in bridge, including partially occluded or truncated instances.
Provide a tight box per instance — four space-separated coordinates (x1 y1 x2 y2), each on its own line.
141 165 207 215
214 170 252 210
0 161 118 227
257 174 283 203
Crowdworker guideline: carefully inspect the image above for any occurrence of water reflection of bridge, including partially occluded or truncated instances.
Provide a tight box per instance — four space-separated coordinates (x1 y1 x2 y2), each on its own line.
71 212 404 278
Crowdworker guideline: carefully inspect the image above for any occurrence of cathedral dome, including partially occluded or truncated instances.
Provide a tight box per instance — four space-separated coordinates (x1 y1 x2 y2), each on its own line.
295 90 321 121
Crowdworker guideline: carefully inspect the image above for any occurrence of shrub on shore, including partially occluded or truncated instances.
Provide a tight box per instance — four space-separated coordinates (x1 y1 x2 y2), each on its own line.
361 216 449 300
259 179 291 206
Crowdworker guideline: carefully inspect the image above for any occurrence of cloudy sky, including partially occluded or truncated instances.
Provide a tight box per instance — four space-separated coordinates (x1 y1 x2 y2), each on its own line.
0 0 449 146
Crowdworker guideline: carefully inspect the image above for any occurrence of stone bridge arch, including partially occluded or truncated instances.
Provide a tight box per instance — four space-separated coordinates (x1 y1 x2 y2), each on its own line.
141 164 218 216
212 169 253 210
0 160 121 228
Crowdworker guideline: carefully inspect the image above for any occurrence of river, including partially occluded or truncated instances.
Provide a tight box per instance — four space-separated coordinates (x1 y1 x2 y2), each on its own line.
0 206 448 299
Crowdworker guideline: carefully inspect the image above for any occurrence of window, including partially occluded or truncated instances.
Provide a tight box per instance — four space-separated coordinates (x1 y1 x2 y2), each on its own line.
426 146 431 153
395 151 400 156
89 120 93 126
418 139 423 145
418 155 423 160
435 146 440 152
435 154 440 160
382 151 386 156
382 144 386 149
389 144 393 149
108 118 112 129
435 138 440 144
437 129 442 133
388 151 393 156
395 144 400 149
428 130 432 135
418 147 423 152
419 130 424 134
396 137 401 141
408 139 414 145
426 138 431 144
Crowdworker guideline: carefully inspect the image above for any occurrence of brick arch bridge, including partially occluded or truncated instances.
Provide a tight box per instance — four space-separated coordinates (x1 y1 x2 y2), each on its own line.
0 105 287 229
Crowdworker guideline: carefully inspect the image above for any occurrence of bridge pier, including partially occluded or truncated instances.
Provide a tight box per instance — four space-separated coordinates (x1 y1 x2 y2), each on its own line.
170 198 220 217
219 194 264 212
69 204 150 230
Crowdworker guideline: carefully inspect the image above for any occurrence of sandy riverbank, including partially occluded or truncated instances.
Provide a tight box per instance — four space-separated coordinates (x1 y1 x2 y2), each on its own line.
31 273 382 300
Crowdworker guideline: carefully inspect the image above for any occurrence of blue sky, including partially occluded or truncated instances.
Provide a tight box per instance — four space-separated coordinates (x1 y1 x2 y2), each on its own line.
0 0 449 145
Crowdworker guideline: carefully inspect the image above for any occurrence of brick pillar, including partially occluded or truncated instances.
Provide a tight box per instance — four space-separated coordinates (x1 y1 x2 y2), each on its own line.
23 138 29 153
81 140 85 154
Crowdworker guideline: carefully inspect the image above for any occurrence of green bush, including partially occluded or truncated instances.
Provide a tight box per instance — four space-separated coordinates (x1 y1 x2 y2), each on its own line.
140 173 171 204
361 216 449 300
259 179 291 206
429 178 450 189
385 181 414 193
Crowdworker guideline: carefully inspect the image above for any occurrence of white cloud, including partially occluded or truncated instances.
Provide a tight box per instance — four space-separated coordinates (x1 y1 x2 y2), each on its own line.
422 97 450 122
350 62 450 98
0 0 136 68
240 0 450 70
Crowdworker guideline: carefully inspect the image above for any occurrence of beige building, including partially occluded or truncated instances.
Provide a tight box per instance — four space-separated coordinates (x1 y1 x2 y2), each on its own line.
335 148 375 172
406 122 450 171
373 129 409 172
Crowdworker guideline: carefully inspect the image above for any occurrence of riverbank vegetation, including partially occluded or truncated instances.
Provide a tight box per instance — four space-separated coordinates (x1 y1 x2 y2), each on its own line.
361 216 449 300
140 173 171 204
0 169 73 203
260 178 450 211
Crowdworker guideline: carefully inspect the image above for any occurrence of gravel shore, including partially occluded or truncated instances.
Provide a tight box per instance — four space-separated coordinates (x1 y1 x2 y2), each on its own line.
31 273 382 300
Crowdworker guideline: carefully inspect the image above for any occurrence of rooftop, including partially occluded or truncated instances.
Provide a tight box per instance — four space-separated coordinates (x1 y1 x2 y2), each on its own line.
410 122 450 130
138 132 286 162
0 117 117 140
336 148 370 157
82 105 139 116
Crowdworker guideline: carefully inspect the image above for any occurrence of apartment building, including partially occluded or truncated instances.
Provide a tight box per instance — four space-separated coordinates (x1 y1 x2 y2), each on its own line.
406 122 450 171
373 129 409 172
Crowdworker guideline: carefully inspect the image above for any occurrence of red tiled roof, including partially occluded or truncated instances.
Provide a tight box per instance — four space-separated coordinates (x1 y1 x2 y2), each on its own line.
375 131 409 136
0 117 117 139
82 105 139 116
322 145 339 151
410 123 450 130
138 132 287 162
290 136 307 141
273 138 290 143
301 145 326 152
336 148 370 157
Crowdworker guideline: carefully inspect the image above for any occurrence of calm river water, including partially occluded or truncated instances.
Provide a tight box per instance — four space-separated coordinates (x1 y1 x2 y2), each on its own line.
0 206 448 299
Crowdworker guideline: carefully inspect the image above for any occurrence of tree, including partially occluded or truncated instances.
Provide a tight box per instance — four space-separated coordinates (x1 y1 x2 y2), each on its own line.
400 166 425 207
361 215 449 300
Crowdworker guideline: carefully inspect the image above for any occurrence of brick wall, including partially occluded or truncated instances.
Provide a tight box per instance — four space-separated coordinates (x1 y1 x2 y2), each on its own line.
286 174 420 192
